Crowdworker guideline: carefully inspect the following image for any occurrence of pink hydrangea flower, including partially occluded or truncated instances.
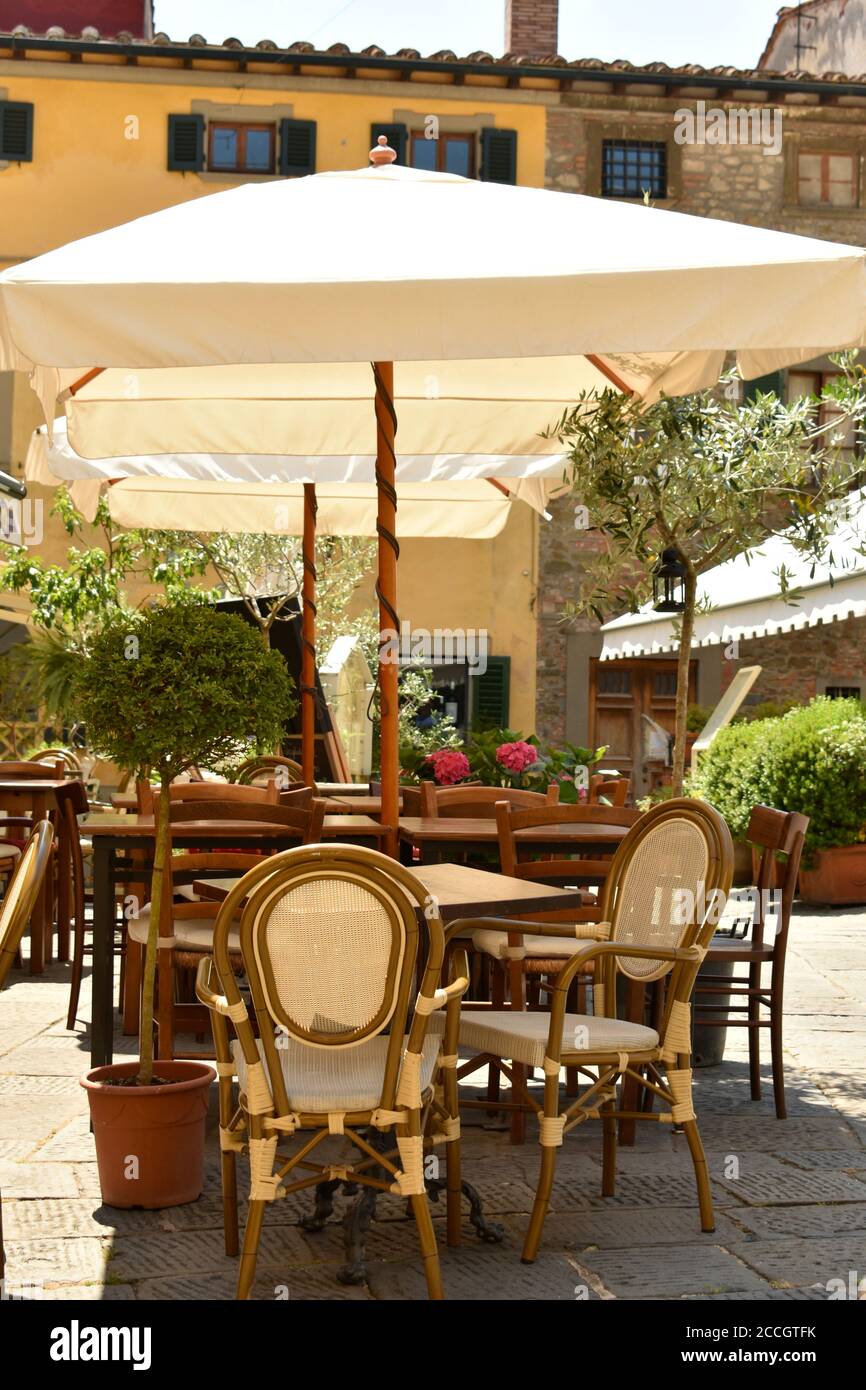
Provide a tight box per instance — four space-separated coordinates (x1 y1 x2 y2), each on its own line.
424 749 470 786
496 740 539 774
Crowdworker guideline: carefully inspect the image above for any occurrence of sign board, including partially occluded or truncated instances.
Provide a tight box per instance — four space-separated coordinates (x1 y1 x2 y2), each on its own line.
691 666 762 772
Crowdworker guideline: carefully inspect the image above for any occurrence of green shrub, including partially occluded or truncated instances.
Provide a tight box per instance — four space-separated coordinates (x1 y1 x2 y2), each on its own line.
692 697 866 856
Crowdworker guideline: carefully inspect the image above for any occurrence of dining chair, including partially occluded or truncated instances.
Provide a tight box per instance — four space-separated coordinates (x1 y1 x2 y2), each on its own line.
588 774 630 807
694 804 808 1119
52 778 95 1029
235 755 314 792
0 760 65 779
473 801 641 1140
27 748 82 775
195 842 466 1299
0 820 55 1284
135 778 279 814
419 783 560 818
128 796 327 1059
445 798 733 1262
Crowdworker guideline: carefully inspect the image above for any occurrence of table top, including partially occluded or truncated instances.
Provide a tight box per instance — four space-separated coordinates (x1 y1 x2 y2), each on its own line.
398 816 634 845
192 860 588 922
82 812 388 839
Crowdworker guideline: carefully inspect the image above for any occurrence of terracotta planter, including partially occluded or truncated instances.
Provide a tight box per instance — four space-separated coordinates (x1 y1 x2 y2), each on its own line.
81 1060 215 1209
798 845 866 906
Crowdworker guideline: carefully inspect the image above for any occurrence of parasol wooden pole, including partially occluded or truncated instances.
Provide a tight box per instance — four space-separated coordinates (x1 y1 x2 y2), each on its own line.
300 482 318 786
374 361 399 857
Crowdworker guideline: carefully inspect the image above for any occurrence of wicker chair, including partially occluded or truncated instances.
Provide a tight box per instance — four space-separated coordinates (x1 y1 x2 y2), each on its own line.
447 798 734 1262
0 820 55 1282
26 748 82 775
196 842 466 1300
235 755 314 792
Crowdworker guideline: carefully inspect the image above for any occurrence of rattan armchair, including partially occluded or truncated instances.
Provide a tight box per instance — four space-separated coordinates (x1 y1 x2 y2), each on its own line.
235 755 314 792
0 820 54 1282
196 842 466 1300
447 798 734 1262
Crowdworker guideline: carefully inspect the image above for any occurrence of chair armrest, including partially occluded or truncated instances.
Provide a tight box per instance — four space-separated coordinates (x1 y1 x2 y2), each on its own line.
195 956 246 1019
417 976 469 1014
554 939 705 995
444 915 611 947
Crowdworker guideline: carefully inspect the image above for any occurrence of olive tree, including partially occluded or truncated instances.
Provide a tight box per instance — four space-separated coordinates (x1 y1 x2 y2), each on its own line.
557 363 866 794
74 605 294 1085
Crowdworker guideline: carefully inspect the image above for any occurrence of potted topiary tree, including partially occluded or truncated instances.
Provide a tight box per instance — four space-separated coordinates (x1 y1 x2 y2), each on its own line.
76 604 295 1207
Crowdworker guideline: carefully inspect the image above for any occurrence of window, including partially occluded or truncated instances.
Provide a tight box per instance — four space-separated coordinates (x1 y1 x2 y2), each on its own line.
788 369 861 458
825 684 862 700
597 668 632 697
601 139 667 199
410 131 475 177
208 122 275 175
797 151 857 208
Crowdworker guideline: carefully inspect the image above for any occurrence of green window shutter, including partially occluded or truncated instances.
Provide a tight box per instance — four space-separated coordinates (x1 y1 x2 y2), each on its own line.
470 656 511 729
370 122 408 165
0 101 34 162
279 119 317 177
743 370 786 402
167 114 204 171
480 128 517 184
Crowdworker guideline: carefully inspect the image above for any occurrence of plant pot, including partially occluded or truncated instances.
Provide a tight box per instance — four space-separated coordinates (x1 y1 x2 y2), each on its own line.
732 839 754 888
798 844 866 906
692 955 736 1067
81 1059 215 1209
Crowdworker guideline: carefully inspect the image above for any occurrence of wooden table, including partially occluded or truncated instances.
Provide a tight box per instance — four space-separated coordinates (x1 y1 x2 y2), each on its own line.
398 816 632 864
83 811 392 1068
0 778 69 973
193 860 588 925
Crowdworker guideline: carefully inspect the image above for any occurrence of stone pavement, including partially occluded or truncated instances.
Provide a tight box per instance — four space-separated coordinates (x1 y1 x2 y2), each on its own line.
1 904 864 1302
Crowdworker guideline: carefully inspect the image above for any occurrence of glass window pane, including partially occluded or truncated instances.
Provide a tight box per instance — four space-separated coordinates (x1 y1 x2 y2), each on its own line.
245 129 272 172
411 138 437 170
210 126 238 169
445 138 471 177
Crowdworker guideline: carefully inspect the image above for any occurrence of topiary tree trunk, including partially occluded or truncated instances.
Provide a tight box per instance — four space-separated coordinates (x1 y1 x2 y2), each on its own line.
671 558 697 798
137 771 172 1086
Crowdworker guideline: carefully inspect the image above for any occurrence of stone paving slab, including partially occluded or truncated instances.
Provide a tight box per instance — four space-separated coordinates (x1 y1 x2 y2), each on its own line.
2 907 865 1301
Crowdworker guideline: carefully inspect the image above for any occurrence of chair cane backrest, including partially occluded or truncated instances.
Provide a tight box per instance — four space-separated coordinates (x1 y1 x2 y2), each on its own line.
421 782 560 819
235 755 315 793
0 821 54 988
598 799 733 985
210 844 446 1117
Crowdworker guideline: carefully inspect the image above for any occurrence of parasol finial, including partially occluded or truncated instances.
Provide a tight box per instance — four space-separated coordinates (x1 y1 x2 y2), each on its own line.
369 134 397 166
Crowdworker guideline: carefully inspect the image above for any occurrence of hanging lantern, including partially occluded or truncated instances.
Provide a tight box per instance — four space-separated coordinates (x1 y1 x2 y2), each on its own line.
652 548 687 613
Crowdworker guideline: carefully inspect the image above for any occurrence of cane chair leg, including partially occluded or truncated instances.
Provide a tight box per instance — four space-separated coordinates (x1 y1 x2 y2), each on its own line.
748 962 762 1100
509 1064 527 1144
770 974 787 1120
66 914 85 1030
442 1063 462 1248
222 1151 239 1257
522 1144 557 1264
236 1199 266 1300
601 1094 617 1197
409 1193 444 1300
487 962 505 1110
683 1118 715 1233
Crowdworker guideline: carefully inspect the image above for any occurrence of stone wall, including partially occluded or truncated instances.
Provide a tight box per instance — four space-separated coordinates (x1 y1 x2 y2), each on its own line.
718 616 866 707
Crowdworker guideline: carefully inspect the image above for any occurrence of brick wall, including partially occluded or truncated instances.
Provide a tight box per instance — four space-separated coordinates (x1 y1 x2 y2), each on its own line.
505 0 559 56
719 616 866 707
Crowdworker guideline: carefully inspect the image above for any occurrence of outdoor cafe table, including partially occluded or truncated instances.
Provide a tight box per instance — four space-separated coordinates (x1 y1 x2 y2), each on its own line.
0 777 70 973
398 815 632 864
82 811 393 1067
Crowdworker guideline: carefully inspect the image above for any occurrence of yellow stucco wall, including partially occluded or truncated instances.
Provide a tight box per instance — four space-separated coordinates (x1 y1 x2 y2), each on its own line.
0 58 543 732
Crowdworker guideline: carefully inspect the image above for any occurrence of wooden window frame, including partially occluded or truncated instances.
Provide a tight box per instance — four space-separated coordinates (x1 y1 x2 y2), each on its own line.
586 122 682 204
796 148 858 210
600 138 667 200
207 121 276 175
409 130 476 178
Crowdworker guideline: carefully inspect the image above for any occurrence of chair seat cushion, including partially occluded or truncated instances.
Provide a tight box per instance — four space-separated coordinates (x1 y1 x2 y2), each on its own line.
458 1010 659 1068
0 843 21 862
231 1034 441 1113
470 927 590 960
127 904 235 953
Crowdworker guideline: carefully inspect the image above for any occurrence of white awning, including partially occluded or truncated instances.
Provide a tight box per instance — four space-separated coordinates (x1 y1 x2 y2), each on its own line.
601 498 866 658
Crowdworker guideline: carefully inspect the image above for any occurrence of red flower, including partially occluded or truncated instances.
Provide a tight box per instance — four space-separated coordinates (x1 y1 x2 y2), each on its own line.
496 740 539 774
424 749 471 786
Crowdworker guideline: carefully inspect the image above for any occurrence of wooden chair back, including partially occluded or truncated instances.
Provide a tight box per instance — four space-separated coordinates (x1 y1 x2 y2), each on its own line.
53 780 89 941
0 760 64 779
166 794 327 843
278 785 313 810
136 778 279 815
421 782 559 819
495 801 641 889
235 755 315 793
745 804 809 955
588 775 630 807
27 748 82 775
0 821 54 988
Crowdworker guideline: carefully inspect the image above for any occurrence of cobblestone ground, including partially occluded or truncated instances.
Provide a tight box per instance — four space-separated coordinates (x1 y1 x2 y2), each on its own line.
1 904 864 1302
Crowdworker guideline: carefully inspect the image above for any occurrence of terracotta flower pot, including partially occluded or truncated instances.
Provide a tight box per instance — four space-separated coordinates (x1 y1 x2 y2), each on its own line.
798 845 866 906
81 1059 215 1209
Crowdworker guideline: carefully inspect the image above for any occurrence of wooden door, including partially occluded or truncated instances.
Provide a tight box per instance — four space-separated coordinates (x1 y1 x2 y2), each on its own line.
588 657 696 796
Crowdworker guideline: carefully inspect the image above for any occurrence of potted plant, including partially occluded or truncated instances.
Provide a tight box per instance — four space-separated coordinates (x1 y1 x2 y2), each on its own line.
75 604 294 1207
